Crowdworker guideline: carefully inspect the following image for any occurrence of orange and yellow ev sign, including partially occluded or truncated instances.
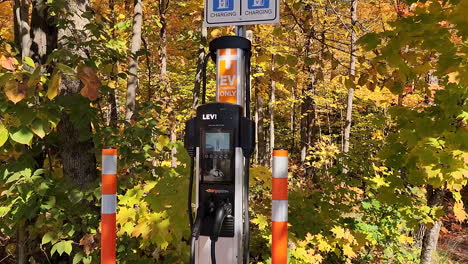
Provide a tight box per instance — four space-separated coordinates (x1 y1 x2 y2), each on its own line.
217 48 241 104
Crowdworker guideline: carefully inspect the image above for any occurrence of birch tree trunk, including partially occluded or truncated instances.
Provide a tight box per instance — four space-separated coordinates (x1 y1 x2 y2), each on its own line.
14 2 31 261
17 225 26 264
14 0 31 59
30 0 46 64
125 0 143 122
157 0 176 167
257 90 267 166
192 23 207 109
420 186 445 264
108 0 118 127
13 0 21 48
343 0 358 173
56 0 98 188
269 58 275 166
290 85 296 153
30 0 57 66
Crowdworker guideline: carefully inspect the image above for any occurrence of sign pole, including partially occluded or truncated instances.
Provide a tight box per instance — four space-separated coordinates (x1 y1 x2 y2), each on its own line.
236 25 247 38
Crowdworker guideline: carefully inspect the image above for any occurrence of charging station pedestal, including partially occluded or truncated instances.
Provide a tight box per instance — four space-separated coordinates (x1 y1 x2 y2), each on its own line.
185 36 254 264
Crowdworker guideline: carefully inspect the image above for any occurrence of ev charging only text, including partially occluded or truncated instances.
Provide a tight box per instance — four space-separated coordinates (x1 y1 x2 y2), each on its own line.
219 75 237 98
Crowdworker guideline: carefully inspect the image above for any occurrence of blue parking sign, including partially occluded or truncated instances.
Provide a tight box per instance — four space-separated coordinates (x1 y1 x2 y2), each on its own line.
213 0 234 11
248 0 269 9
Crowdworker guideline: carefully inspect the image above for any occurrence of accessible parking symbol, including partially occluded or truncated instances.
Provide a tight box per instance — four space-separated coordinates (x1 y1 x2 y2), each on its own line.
213 0 234 11
248 0 269 9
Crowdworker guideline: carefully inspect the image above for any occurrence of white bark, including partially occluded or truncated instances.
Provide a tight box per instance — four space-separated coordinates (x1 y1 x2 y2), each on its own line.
125 0 143 122
269 79 275 164
343 0 358 172
14 0 31 60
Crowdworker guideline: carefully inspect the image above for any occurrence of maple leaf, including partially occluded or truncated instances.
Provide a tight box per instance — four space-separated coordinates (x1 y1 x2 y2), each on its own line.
132 221 151 239
252 214 268 230
78 65 101 101
453 201 467 222
79 234 97 256
331 226 345 239
370 175 390 187
342 244 357 258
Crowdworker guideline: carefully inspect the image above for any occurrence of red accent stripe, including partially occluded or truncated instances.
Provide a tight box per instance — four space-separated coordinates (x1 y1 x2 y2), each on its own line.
272 178 288 200
273 150 288 157
102 149 118 156
102 174 116 195
101 214 116 264
272 221 288 264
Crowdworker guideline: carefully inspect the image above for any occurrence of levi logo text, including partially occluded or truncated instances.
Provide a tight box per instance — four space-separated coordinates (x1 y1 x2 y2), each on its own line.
203 114 218 120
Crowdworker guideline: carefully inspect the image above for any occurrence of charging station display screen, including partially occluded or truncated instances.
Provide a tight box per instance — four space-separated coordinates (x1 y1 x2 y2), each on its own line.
202 131 233 183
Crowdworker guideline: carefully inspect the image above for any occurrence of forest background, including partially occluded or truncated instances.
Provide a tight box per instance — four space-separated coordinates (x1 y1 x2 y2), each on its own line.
0 0 467 263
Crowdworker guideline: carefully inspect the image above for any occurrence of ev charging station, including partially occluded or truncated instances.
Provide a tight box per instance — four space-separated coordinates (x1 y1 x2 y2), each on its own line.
185 36 254 264
185 1 280 263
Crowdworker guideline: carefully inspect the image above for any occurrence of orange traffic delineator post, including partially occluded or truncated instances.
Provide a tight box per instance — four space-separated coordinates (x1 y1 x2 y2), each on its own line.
272 148 288 264
101 148 117 264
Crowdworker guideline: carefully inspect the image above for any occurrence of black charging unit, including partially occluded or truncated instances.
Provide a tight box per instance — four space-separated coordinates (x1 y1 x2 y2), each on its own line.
185 35 254 264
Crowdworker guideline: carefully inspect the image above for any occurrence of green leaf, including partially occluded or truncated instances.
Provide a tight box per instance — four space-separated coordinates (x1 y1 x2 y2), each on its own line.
54 240 73 256
156 135 170 151
56 63 75 76
31 119 46 138
27 65 42 88
69 189 83 204
358 33 381 50
6 172 22 183
0 123 8 147
42 232 55 245
73 252 85 264
23 57 35 68
47 71 62 100
345 78 356 89
10 126 33 145
0 206 11 217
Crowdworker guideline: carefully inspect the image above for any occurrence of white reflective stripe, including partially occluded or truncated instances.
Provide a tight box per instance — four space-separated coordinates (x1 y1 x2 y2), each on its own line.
102 155 117 175
272 156 288 178
272 200 288 222
102 194 116 214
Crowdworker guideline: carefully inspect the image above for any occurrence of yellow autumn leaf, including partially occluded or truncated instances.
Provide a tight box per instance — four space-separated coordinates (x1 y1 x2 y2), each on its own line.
398 235 414 245
47 72 61 100
454 201 467 222
132 221 151 239
317 237 332 252
4 79 26 104
342 244 357 258
448 71 459 84
211 28 221 38
331 226 345 239
252 214 268 231
371 175 390 187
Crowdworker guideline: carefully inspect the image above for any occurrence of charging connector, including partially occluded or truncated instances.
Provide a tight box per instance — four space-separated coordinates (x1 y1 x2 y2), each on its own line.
210 202 233 264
